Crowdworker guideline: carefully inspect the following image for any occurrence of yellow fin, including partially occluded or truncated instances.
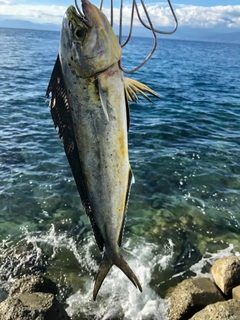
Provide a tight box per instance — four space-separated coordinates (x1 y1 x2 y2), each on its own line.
124 77 159 102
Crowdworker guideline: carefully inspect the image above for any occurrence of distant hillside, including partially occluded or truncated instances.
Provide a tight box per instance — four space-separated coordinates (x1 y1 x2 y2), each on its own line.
0 19 60 32
200 31 240 44
156 27 240 44
118 25 240 44
0 18 240 44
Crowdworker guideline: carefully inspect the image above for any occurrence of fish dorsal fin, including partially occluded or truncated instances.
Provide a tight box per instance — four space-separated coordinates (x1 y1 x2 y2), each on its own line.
97 78 110 122
124 77 159 102
46 55 105 251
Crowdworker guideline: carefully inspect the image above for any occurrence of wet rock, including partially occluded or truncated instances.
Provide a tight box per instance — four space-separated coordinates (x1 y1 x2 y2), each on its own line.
189 299 240 320
0 292 70 320
168 277 225 320
211 256 240 296
0 289 8 303
232 285 240 300
173 240 201 273
0 240 47 281
9 275 58 297
0 276 70 320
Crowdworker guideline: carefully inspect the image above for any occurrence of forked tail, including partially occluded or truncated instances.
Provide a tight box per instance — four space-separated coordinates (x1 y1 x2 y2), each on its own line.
93 249 142 300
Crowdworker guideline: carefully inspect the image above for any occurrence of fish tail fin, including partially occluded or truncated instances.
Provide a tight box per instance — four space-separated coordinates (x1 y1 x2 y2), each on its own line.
93 253 113 300
93 250 142 300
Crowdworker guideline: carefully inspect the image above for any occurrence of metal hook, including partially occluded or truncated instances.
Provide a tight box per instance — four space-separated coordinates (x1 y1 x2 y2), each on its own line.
119 0 158 74
74 0 178 73
74 0 84 18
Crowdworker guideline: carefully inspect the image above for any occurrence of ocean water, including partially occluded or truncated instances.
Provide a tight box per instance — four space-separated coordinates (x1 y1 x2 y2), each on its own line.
0 27 240 319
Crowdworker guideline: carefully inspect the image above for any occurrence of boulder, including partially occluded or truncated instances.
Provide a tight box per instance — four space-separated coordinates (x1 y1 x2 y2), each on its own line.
0 292 70 320
0 276 70 320
232 285 240 300
211 256 240 296
189 299 240 320
9 275 58 297
168 277 225 320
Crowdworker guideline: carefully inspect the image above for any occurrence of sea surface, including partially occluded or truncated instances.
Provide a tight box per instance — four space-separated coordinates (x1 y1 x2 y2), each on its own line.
0 27 240 319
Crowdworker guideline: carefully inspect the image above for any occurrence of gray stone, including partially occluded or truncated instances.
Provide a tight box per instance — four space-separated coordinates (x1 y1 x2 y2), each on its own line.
211 256 240 296
0 276 70 320
168 277 225 320
232 285 240 300
189 299 240 320
9 275 58 298
0 290 8 303
0 292 70 320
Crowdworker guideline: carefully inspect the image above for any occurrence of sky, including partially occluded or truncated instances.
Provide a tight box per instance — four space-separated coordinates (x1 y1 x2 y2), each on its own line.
0 0 240 31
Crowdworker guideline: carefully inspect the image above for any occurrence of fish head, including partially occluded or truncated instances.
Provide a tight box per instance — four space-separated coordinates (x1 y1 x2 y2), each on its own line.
60 1 122 78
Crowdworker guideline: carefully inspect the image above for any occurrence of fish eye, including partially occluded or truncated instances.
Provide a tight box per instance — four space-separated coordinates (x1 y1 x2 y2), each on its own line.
74 27 86 41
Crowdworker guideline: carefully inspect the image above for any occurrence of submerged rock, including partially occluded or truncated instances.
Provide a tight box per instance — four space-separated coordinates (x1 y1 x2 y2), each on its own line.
189 299 240 320
211 256 240 296
168 277 225 320
0 276 70 320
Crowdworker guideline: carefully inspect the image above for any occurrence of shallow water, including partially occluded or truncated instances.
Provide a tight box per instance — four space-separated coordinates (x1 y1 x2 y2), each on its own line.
0 27 240 319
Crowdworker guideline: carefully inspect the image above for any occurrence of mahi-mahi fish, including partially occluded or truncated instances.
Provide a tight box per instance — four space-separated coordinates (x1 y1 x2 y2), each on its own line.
46 0 158 300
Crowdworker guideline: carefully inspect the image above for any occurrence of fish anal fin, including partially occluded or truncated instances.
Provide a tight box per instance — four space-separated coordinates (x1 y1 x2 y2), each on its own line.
124 91 130 131
124 77 159 102
117 167 134 248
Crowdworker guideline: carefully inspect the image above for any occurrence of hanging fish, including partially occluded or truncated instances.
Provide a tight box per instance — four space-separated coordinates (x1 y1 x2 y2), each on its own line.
46 0 158 299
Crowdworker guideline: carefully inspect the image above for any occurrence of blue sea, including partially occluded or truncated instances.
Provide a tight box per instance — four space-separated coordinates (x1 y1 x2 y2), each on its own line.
0 27 240 319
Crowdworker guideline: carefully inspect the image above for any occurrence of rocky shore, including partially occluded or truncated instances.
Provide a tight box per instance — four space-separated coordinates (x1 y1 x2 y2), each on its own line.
168 255 240 320
0 255 239 319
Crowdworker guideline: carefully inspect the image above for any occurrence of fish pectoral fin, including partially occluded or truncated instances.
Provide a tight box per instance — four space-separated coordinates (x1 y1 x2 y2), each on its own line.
124 77 159 102
93 249 142 300
97 78 110 122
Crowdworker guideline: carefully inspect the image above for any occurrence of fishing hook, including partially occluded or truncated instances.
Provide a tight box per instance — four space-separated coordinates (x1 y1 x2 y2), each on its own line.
74 0 178 73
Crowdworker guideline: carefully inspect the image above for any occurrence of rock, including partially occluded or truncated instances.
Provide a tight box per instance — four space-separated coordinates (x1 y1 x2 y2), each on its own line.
0 290 8 303
211 256 240 296
189 299 240 320
168 277 225 320
0 238 51 289
0 292 70 320
232 285 240 300
9 275 58 298
0 276 70 320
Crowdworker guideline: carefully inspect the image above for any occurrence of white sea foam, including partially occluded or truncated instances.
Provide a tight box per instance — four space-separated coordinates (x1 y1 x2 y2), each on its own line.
66 241 170 320
22 225 172 319
2 226 239 320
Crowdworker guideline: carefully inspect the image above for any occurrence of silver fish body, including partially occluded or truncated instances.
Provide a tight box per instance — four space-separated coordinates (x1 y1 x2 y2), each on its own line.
47 0 157 299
